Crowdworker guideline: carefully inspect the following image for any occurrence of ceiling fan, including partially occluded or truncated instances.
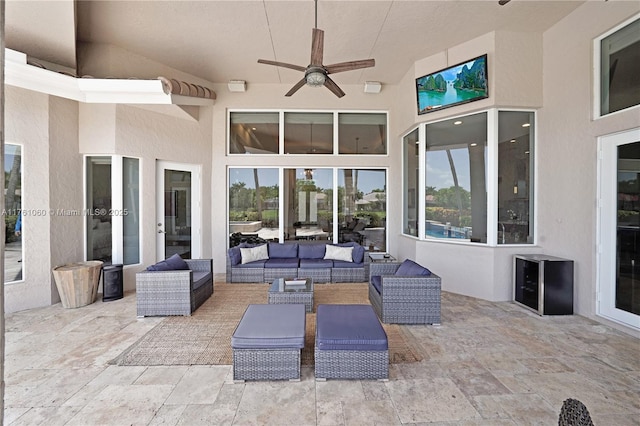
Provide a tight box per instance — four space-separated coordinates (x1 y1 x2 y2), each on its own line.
257 0 375 98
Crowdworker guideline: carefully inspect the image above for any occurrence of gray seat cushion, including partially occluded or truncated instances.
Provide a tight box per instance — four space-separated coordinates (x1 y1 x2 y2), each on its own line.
192 271 212 290
331 260 364 269
370 275 382 294
264 258 299 268
234 259 267 268
299 258 333 268
232 304 306 349
316 304 388 351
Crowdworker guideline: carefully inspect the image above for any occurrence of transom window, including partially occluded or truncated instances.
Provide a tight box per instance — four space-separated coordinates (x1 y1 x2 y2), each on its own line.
228 110 388 155
596 16 640 117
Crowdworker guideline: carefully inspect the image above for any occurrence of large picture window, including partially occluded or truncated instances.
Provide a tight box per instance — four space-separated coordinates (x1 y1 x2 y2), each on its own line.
284 168 333 241
338 169 387 251
425 112 487 243
228 167 387 251
403 109 535 245
228 168 279 243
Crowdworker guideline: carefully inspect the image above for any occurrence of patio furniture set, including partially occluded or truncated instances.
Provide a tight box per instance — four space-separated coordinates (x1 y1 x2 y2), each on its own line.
231 257 441 382
135 252 441 382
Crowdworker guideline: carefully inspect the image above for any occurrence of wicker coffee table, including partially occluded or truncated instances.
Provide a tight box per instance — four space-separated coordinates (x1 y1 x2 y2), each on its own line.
268 278 314 313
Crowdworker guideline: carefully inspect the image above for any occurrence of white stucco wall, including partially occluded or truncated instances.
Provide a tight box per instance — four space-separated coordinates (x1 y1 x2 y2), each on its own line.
4 87 82 312
539 2 640 331
48 96 84 304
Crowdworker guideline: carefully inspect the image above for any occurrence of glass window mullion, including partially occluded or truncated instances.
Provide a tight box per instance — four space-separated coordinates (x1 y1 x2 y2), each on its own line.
279 167 284 242
111 156 124 264
333 111 339 155
333 167 338 242
486 109 498 246
418 124 426 239
279 111 285 154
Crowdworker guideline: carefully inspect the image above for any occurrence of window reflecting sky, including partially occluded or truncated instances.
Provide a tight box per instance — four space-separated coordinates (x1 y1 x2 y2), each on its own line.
230 168 386 194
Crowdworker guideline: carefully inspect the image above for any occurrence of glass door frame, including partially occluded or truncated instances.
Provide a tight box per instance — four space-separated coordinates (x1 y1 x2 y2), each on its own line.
156 160 202 261
597 127 640 330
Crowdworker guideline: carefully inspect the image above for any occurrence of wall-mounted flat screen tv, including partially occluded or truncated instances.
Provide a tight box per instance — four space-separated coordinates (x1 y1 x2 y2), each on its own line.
416 54 488 115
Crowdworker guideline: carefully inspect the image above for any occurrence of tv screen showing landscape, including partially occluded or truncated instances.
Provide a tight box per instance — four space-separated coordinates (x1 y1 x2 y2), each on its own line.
416 54 488 115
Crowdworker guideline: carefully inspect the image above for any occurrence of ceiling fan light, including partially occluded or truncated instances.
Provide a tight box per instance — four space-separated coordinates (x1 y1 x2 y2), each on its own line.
306 71 326 87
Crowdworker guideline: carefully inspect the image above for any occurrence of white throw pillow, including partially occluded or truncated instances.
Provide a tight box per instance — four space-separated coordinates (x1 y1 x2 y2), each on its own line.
324 245 353 262
240 244 269 264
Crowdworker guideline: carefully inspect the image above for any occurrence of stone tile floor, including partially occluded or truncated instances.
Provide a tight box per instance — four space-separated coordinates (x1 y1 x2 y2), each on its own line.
3 275 639 425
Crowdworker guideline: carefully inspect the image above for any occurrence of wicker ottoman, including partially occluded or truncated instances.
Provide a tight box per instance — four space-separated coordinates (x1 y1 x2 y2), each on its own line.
315 304 389 381
232 304 306 382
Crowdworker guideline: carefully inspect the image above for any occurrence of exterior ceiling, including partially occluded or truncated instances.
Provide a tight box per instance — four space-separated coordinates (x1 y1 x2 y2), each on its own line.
5 0 77 69
6 0 586 86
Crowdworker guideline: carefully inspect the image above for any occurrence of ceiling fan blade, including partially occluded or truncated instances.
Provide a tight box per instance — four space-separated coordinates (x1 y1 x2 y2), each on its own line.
285 77 308 97
258 59 306 73
324 76 345 98
325 59 375 74
310 28 324 66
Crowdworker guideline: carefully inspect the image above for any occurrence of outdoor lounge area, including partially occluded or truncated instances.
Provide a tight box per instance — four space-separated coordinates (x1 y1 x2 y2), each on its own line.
3 1 640 425
3 274 639 424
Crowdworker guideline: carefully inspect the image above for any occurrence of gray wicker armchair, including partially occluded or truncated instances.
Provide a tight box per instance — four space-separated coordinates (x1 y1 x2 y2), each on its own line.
136 259 213 317
368 261 441 324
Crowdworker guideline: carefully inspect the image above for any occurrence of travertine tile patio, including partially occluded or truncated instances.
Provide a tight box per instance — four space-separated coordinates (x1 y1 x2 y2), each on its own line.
3 275 639 425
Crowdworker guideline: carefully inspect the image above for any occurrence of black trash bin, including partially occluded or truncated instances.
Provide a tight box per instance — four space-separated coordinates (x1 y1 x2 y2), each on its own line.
102 263 123 301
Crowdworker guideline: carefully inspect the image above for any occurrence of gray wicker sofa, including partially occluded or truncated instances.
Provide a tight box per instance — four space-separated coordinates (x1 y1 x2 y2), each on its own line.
226 241 367 283
136 257 213 317
368 260 441 324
